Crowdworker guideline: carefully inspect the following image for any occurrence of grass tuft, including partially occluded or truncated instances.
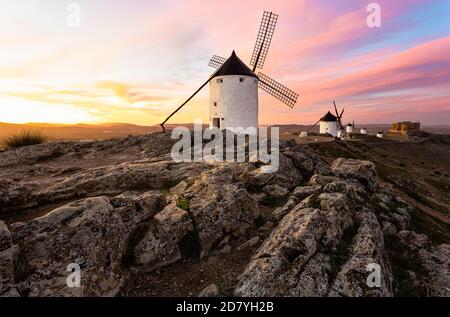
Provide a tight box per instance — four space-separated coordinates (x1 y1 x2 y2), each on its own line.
176 197 190 211
4 130 47 149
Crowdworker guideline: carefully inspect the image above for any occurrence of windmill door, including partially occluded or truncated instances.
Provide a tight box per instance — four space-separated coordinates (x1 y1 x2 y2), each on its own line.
212 117 220 128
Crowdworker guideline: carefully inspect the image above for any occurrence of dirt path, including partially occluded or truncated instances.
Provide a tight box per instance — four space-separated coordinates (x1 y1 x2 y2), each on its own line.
401 193 450 225
119 242 260 297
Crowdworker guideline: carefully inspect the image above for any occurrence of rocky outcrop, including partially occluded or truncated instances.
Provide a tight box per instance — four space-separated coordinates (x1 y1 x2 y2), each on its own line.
184 163 261 257
0 134 175 169
198 284 220 297
132 203 194 271
1 134 448 297
235 159 393 297
0 221 13 251
242 153 304 198
0 221 20 296
5 193 164 296
283 149 331 177
387 230 450 296
34 160 207 204
0 179 31 213
327 211 392 296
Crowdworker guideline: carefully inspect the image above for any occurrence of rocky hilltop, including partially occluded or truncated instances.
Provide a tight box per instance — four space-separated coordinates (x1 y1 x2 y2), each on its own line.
0 133 449 297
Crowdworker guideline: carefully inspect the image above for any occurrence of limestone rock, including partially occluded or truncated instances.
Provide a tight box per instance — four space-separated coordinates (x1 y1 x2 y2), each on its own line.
9 192 164 297
169 180 189 195
0 245 20 297
35 161 207 204
235 159 393 297
245 153 303 192
1 134 448 298
272 196 299 221
292 185 322 201
185 164 260 256
0 221 13 251
218 245 232 254
395 231 450 296
328 212 394 297
235 207 326 296
331 158 378 192
262 184 289 199
198 284 220 297
0 178 31 213
132 203 194 271
237 236 261 251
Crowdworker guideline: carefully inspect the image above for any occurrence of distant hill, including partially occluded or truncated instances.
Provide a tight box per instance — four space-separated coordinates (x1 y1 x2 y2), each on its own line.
0 122 157 142
0 122 449 143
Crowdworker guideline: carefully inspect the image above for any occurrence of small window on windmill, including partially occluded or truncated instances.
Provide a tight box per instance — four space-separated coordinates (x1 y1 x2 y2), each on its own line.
214 102 217 107
239 77 245 82
217 79 223 83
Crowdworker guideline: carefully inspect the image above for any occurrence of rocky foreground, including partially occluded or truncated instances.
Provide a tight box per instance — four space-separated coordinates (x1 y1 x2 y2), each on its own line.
0 134 449 297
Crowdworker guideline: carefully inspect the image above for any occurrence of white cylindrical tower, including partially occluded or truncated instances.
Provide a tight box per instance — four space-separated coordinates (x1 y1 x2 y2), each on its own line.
209 75 258 131
360 128 368 135
319 111 338 137
377 131 383 138
209 51 258 132
346 124 354 134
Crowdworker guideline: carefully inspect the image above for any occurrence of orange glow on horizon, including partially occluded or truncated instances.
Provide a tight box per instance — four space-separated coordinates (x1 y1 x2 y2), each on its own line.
1 0 449 126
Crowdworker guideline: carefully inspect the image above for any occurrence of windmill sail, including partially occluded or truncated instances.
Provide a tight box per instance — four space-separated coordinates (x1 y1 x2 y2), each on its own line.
160 10 299 132
160 77 213 132
258 72 298 108
308 118 321 132
250 11 278 71
333 101 344 129
208 55 227 69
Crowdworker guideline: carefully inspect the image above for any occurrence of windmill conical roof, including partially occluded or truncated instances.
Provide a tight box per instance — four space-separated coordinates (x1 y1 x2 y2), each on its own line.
212 51 257 78
320 111 337 122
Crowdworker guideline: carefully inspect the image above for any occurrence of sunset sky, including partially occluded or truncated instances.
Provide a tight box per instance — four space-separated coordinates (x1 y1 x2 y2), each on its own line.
1 0 449 125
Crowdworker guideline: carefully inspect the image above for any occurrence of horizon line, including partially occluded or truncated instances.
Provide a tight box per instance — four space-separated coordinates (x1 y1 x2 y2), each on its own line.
1 121 450 127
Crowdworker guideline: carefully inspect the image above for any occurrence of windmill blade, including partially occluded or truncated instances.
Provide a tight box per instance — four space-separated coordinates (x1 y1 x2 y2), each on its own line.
160 77 213 132
258 72 298 108
250 11 278 71
208 55 227 69
333 101 343 129
353 120 355 128
339 109 344 127
333 101 339 118
308 118 321 132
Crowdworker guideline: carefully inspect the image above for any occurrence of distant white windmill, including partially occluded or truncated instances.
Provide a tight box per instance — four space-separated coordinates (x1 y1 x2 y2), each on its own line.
307 101 344 137
319 111 338 137
160 11 299 132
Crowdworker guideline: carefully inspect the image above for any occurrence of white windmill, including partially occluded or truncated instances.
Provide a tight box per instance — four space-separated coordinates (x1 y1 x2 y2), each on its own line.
160 11 299 132
346 123 354 134
308 101 344 137
319 111 338 137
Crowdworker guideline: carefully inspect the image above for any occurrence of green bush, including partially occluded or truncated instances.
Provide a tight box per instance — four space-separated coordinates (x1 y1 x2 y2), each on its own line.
176 197 190 211
4 130 47 149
